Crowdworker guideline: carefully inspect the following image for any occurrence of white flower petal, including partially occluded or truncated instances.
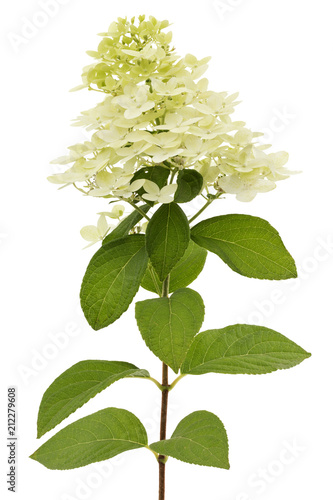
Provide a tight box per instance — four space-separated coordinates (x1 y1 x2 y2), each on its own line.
142 193 158 201
143 180 160 195
236 191 257 202
130 179 146 191
88 188 112 197
97 215 108 235
160 184 177 196
124 108 142 120
80 226 99 242
110 204 125 218
158 195 174 204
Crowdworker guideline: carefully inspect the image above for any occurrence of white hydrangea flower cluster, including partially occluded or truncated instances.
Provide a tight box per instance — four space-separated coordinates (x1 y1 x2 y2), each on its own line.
49 15 294 242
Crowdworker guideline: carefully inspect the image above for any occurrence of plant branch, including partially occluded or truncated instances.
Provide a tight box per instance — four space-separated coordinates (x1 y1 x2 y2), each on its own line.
168 374 186 390
158 362 169 500
189 198 213 224
159 276 170 500
125 199 151 221
147 377 164 391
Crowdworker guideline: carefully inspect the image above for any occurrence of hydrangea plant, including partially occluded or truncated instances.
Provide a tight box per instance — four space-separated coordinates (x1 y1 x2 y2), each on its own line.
30 16 310 499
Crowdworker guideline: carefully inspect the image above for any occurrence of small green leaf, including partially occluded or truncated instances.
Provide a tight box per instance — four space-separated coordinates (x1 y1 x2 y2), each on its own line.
141 240 207 294
150 410 229 469
146 203 190 281
102 205 150 245
174 169 203 203
135 288 205 373
181 324 311 375
191 214 297 280
80 235 148 330
30 408 148 470
37 361 150 438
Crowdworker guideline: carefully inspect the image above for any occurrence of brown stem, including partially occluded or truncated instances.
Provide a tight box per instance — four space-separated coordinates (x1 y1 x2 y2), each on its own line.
158 363 169 500
158 276 170 500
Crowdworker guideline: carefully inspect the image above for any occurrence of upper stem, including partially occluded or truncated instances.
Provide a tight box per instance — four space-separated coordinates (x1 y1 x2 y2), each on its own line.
125 199 151 221
189 198 213 224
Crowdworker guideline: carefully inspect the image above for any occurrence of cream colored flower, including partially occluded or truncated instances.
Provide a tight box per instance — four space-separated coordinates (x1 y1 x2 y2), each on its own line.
112 84 155 120
113 178 146 198
95 126 129 148
98 204 125 219
155 112 201 133
145 132 183 163
80 215 113 247
152 77 187 96
142 181 177 204
122 42 165 61
193 92 239 115
218 173 276 202
181 135 220 163
184 53 211 80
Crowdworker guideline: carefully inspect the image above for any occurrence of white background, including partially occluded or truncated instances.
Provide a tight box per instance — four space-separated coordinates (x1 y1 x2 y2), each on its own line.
1 1 332 499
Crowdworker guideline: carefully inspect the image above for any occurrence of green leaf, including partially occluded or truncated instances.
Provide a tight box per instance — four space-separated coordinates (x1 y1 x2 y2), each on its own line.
150 410 229 469
37 361 150 438
102 205 150 245
30 408 148 470
174 169 203 203
141 240 207 294
80 235 148 330
181 324 311 375
135 288 205 373
146 203 190 281
191 214 297 280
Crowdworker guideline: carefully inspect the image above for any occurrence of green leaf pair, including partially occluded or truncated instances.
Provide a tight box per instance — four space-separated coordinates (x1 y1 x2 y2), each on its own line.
31 358 230 471
31 407 229 471
135 293 310 376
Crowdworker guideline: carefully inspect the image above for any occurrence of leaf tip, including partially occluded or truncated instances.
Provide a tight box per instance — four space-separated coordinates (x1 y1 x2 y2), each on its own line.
36 425 45 439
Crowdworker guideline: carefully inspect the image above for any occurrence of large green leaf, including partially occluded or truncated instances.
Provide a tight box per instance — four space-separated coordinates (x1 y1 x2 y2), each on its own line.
191 214 297 280
150 410 229 469
102 205 150 245
146 203 190 281
141 240 207 295
30 408 148 470
37 361 150 438
80 235 148 330
181 324 311 375
174 169 203 203
135 288 205 373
